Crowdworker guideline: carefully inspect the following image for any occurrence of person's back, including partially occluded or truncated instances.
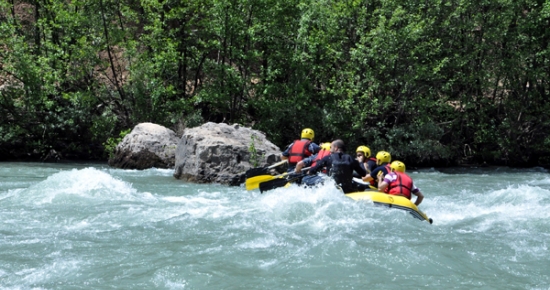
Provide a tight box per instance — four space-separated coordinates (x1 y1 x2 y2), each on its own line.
330 151 359 193
329 139 367 193
386 171 413 197
309 139 366 193
298 142 331 186
281 128 320 172
378 161 424 206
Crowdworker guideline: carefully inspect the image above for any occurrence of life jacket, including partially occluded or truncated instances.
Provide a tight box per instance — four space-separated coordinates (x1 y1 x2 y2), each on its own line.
288 139 312 165
311 149 331 173
386 171 413 199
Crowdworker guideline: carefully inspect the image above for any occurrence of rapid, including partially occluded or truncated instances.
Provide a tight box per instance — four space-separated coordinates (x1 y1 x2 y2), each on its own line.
1 162 549 289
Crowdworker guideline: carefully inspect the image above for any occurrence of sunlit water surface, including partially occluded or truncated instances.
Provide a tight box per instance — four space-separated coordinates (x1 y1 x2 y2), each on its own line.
1 162 549 289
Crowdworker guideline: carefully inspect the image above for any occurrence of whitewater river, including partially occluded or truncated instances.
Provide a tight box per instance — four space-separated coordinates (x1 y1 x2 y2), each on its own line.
1 162 549 289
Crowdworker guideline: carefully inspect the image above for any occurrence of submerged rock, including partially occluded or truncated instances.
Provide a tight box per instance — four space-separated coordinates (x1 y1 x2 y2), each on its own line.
108 123 179 169
173 122 281 186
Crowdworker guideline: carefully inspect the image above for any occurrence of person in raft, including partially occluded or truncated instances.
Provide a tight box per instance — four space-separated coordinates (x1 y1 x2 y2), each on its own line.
281 128 320 173
308 139 368 193
355 145 377 174
362 150 392 188
294 142 331 186
377 160 424 206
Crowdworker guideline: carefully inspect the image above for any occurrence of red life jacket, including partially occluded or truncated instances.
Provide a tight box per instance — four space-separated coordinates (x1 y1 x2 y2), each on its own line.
288 139 312 165
387 171 413 199
311 149 331 173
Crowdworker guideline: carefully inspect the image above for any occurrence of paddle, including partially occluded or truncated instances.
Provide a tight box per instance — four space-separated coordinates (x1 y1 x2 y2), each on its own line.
259 174 304 193
245 166 311 191
245 160 288 178
246 173 283 190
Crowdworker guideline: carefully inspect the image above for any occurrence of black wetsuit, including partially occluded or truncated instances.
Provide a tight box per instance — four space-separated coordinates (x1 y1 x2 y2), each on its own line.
310 152 367 193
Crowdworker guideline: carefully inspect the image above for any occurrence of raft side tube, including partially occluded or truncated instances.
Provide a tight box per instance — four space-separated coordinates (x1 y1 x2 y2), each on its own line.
345 191 432 224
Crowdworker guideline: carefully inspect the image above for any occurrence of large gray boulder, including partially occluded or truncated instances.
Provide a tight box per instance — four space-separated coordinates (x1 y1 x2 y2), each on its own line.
108 123 179 169
173 122 281 186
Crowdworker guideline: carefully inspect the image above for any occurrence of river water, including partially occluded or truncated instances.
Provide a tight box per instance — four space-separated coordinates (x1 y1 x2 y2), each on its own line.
1 162 549 289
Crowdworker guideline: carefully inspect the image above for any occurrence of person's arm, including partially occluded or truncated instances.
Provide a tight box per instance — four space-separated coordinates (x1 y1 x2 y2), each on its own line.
296 155 315 173
377 170 385 184
295 160 304 172
378 180 389 192
360 161 369 173
411 183 423 205
310 155 330 175
413 191 424 206
363 174 374 182
357 157 370 174
308 159 321 174
363 167 380 182
309 143 321 154
364 163 371 174
378 172 395 192
352 159 367 177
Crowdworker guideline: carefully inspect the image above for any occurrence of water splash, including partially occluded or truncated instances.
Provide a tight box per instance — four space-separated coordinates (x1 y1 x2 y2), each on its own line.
10 167 156 206
2 163 550 289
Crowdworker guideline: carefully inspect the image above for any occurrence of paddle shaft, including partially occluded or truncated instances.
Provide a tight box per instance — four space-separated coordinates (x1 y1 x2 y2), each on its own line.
245 160 288 178
269 166 311 181
257 167 311 193
245 166 310 191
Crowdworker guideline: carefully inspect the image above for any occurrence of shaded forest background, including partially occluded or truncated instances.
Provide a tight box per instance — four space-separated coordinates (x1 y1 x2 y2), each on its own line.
1 0 549 167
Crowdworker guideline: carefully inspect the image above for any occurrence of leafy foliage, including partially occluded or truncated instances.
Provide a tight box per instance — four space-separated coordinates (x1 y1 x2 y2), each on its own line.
248 134 265 167
1 0 549 166
103 128 131 159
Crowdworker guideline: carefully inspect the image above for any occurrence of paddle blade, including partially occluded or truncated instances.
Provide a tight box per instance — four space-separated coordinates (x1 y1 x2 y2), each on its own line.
245 167 269 179
259 178 290 193
245 174 276 190
259 174 304 193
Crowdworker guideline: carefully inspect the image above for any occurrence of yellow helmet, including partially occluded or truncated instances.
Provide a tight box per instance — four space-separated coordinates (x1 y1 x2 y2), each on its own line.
356 145 371 158
301 128 314 140
320 142 331 151
375 151 391 165
390 160 406 172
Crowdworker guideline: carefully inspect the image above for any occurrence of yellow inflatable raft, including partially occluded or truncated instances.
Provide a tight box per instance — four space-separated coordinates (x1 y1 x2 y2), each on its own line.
345 190 433 224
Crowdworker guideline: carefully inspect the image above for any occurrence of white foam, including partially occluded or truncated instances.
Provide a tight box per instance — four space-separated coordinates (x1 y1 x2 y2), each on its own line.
419 181 550 229
19 258 82 287
20 167 143 205
239 235 282 249
151 270 188 289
